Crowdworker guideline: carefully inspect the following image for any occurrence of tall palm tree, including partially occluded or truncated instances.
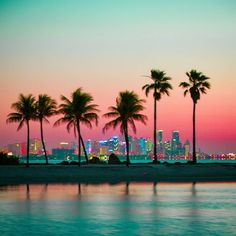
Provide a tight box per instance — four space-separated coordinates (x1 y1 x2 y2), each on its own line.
6 94 36 167
103 91 147 167
142 69 172 163
35 94 57 165
54 88 99 166
179 69 211 164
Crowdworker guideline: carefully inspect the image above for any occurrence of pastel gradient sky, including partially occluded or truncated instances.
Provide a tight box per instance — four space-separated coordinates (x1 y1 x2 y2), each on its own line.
0 0 235 154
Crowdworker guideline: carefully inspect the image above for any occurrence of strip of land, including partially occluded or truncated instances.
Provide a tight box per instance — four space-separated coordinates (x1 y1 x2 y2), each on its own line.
0 164 236 185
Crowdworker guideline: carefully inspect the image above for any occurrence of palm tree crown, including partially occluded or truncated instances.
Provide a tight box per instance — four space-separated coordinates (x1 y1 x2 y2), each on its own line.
6 94 36 167
103 91 147 166
179 69 211 103
36 94 57 122
6 94 36 130
54 88 99 165
142 69 172 100
103 91 147 134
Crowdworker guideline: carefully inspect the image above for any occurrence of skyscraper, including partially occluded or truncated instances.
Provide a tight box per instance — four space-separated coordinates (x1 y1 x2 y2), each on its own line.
86 139 92 154
157 130 163 154
184 140 190 159
139 137 147 155
172 131 180 143
157 130 163 144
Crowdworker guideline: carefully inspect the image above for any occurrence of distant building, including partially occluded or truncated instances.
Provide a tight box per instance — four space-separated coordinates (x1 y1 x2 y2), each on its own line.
99 140 109 155
30 138 42 155
184 140 191 159
86 139 92 154
7 143 22 156
59 142 70 149
157 130 163 154
91 141 100 154
146 138 153 153
139 137 147 155
171 131 184 156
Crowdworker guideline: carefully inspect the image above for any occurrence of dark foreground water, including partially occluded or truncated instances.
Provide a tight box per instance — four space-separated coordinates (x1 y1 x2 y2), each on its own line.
0 183 236 236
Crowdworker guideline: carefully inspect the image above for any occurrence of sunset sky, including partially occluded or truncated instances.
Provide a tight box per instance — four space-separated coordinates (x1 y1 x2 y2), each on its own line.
0 0 235 154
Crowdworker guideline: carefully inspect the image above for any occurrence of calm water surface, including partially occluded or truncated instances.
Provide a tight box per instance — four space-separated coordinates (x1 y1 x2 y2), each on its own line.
0 183 235 236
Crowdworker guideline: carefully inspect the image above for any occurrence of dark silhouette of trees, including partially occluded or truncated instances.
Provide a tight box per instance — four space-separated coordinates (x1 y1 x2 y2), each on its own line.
6 94 36 167
142 69 172 163
179 69 211 164
103 91 147 167
54 88 99 166
35 94 57 165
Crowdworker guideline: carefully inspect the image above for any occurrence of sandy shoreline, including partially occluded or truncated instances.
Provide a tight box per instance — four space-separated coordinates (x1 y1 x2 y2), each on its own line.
0 164 236 185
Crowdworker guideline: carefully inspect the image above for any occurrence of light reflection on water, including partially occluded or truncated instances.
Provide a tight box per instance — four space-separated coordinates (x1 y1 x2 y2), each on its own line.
0 183 236 236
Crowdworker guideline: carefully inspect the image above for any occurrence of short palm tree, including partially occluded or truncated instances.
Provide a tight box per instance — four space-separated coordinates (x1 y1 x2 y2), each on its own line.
142 69 172 163
179 69 211 164
103 91 147 167
35 94 57 165
54 88 99 166
6 94 36 167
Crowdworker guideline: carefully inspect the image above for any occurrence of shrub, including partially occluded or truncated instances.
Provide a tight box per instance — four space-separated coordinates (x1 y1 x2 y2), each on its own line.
108 153 121 164
89 156 102 164
0 152 19 165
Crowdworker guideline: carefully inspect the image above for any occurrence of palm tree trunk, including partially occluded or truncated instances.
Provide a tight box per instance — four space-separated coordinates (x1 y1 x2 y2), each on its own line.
124 127 130 167
26 120 30 168
40 120 48 165
77 121 81 167
192 102 196 164
153 97 157 164
80 135 88 164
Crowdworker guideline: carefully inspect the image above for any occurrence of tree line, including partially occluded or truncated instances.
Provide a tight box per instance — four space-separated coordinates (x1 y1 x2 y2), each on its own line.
7 69 211 167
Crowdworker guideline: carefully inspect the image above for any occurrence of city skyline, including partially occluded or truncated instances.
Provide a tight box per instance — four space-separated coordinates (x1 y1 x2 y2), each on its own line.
1 0 236 154
2 130 230 156
3 132 193 161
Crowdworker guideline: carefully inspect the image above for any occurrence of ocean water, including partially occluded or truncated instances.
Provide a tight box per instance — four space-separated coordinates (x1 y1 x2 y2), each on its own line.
0 183 236 236
19 155 236 164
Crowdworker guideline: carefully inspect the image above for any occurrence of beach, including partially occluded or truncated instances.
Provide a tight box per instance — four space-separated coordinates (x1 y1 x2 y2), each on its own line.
0 164 236 185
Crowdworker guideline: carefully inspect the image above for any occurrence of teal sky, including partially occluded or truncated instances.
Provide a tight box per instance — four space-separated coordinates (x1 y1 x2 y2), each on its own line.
0 0 236 153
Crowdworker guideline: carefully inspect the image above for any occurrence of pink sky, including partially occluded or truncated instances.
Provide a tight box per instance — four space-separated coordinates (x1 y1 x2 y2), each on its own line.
0 1 235 154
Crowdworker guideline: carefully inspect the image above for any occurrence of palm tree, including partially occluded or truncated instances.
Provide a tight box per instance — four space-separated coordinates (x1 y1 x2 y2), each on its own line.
54 88 99 166
35 94 57 165
103 91 147 167
6 94 36 167
142 69 172 163
179 69 211 164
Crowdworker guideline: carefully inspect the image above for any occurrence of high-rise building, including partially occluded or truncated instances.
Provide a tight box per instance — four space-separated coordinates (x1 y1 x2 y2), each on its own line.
30 138 42 155
146 138 153 153
157 130 163 144
171 131 184 156
184 140 190 159
111 136 119 154
91 141 100 154
172 131 180 143
7 143 22 156
157 130 163 154
99 140 109 155
171 131 179 154
132 137 142 155
164 141 172 157
139 137 147 155
128 136 133 153
86 139 92 154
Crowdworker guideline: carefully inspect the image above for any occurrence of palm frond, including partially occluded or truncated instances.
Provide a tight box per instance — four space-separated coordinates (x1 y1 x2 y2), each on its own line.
17 120 25 131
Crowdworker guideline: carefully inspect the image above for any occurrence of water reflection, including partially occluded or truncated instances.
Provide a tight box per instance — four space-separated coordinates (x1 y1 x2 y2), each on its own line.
0 182 236 235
